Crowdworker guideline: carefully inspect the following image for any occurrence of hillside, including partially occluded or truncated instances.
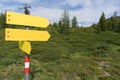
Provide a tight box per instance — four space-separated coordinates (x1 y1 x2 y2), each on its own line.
0 27 120 80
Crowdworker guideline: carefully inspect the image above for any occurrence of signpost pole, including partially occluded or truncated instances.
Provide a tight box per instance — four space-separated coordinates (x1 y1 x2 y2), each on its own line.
25 8 30 80
19 4 31 80
24 25 30 80
24 53 30 80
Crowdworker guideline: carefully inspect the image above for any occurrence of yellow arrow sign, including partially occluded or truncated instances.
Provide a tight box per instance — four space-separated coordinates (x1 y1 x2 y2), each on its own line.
5 28 51 41
19 41 31 54
6 11 50 28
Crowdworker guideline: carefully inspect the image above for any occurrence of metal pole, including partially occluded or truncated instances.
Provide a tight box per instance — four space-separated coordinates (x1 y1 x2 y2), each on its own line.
24 6 30 80
24 16 30 80
24 26 30 80
24 53 30 80
19 4 31 80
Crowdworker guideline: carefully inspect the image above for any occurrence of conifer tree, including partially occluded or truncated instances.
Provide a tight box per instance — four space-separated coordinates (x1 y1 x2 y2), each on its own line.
59 10 70 34
99 12 106 31
111 11 118 31
72 16 78 28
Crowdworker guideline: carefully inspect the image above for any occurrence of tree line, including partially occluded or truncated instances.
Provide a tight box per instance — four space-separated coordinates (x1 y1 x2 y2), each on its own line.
51 10 120 34
92 11 120 33
0 10 120 33
51 10 78 34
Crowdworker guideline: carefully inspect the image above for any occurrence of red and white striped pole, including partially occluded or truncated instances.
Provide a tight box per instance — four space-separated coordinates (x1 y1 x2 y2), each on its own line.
24 6 30 80
24 54 30 80
19 4 31 80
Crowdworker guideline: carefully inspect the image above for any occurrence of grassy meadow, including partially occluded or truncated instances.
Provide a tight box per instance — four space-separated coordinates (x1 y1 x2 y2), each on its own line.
0 27 120 80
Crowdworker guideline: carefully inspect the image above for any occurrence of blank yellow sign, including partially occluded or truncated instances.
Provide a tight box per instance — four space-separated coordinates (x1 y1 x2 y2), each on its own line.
19 41 31 54
5 28 51 41
6 11 50 28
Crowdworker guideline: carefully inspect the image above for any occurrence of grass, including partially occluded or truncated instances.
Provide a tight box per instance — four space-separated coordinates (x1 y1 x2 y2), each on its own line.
0 27 120 80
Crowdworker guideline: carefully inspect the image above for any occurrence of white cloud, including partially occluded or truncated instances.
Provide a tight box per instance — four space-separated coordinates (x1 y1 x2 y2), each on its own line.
0 0 34 13
63 0 120 26
31 7 63 24
0 5 16 13
30 0 119 26
13 0 34 4
0 0 120 26
65 0 92 7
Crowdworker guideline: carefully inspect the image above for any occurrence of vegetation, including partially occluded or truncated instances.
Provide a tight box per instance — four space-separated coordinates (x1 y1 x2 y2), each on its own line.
92 11 120 33
72 16 78 28
0 13 6 28
59 10 70 34
0 10 120 80
99 12 106 31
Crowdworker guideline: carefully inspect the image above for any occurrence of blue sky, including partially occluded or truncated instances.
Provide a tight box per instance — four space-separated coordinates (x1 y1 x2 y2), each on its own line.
0 0 120 26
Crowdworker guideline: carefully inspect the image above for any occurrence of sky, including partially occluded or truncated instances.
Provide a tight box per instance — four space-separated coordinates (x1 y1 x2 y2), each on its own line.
0 0 120 26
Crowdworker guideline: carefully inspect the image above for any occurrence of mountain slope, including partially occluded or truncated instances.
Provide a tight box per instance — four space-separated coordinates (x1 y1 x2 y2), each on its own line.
0 27 120 80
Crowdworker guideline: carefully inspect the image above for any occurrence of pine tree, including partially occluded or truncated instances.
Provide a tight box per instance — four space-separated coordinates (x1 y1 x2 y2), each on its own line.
113 11 117 18
59 10 70 34
111 11 118 32
72 16 78 28
99 12 106 31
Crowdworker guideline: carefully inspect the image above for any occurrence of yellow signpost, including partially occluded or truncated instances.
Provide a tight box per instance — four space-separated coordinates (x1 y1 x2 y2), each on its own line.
5 11 51 54
6 11 50 28
5 6 50 80
19 41 31 54
5 28 50 41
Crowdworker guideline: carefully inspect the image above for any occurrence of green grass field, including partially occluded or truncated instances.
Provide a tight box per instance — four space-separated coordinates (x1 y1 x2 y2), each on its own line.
0 27 120 80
